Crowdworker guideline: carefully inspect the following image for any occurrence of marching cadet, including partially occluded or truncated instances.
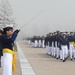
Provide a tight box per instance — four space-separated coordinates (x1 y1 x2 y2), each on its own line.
31 36 35 47
51 33 54 57
59 32 63 60
55 31 60 59
65 32 69 38
48 33 52 56
38 36 42 48
33 36 38 47
41 36 45 48
53 32 57 58
44 34 50 54
1 27 20 75
68 32 75 60
60 33 69 62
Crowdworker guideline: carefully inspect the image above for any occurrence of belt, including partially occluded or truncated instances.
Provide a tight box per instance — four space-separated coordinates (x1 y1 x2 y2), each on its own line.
3 48 16 72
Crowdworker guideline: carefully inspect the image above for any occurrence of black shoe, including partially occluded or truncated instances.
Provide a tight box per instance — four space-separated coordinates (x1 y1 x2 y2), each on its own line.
60 59 62 60
71 59 73 61
56 58 59 59
63 60 66 62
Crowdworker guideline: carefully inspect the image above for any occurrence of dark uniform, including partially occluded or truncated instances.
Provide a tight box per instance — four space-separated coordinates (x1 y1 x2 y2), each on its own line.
60 33 69 62
2 30 19 50
55 32 61 59
1 27 20 75
44 34 50 54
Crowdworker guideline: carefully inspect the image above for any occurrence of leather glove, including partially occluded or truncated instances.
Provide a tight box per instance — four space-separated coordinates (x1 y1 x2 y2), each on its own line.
15 29 20 33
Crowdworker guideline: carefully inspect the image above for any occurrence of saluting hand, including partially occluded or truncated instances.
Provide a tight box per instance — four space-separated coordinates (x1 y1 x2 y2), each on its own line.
14 29 20 33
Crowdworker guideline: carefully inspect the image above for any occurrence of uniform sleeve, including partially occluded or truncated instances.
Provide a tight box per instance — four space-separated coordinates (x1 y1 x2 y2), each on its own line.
2 31 18 43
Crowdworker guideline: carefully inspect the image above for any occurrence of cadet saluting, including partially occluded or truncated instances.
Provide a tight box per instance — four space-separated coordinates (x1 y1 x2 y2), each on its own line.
1 27 20 75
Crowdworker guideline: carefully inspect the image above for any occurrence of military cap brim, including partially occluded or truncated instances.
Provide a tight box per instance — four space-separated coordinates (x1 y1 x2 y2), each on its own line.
3 27 13 34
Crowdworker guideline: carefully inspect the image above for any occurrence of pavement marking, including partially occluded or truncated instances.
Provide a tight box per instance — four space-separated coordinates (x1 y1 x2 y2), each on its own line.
16 43 36 75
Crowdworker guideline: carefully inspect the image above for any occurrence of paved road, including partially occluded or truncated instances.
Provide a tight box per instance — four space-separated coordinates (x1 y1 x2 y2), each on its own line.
18 41 75 75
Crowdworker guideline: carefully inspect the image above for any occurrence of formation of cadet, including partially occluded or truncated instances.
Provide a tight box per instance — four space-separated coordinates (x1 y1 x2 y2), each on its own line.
44 31 75 62
25 31 75 62
25 36 45 48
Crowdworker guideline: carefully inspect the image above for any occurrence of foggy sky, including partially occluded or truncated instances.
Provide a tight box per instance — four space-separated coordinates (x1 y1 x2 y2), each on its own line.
1 0 75 39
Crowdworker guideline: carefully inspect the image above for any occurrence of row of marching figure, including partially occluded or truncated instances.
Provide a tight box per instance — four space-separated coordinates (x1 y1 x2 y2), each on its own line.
44 31 75 62
24 31 75 62
24 36 45 48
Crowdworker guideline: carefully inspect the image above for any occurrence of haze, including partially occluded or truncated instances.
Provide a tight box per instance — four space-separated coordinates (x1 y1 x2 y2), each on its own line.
1 0 75 39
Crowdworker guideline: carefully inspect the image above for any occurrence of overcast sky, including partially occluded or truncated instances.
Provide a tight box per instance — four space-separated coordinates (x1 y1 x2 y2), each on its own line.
1 0 75 39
